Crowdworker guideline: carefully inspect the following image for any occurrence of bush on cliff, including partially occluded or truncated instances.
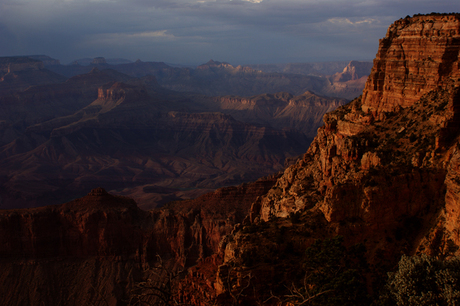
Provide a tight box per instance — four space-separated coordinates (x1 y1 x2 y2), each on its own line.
377 254 460 306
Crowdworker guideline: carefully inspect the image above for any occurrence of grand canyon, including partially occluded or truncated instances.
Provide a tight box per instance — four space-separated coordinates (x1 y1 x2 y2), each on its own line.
1 12 460 306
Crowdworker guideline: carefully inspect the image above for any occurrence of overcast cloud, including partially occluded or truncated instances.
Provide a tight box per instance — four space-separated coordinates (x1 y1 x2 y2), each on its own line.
0 0 458 65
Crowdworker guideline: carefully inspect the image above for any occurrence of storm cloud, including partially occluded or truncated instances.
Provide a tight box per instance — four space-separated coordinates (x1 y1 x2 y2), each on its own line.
0 0 458 65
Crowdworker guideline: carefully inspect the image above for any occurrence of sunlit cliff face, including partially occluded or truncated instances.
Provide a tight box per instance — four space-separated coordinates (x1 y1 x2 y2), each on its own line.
361 14 460 117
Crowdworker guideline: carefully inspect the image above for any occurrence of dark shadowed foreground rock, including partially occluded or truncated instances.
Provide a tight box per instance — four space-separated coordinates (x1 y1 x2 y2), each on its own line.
0 174 277 305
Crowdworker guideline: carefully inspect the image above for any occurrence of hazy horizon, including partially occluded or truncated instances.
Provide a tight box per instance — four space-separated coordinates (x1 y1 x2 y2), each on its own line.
18 55 372 67
1 1 458 66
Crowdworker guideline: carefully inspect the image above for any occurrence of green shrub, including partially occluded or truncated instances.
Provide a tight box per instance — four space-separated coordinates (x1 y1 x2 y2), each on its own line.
378 254 460 306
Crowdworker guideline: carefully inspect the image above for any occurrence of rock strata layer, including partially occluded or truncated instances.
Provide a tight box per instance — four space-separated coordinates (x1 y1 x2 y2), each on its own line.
362 14 460 117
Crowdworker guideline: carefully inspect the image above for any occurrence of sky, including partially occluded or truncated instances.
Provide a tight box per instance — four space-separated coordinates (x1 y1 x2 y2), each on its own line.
0 0 458 66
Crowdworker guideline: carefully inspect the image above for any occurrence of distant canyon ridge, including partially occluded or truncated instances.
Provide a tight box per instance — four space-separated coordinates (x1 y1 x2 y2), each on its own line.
0 56 371 209
37 56 372 99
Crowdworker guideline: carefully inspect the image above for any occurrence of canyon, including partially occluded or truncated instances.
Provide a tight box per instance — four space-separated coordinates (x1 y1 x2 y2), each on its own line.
0 80 336 210
1 12 460 306
0 56 351 209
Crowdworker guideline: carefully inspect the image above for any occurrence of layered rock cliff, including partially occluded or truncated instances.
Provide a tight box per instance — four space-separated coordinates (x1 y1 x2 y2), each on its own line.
362 14 460 116
208 13 460 304
252 12 460 242
207 91 347 138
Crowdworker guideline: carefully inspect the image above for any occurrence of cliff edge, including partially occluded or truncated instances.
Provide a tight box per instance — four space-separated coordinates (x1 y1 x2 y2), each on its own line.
210 13 460 304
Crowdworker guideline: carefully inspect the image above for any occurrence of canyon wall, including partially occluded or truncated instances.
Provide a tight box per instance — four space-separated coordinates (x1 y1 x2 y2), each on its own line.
246 13 460 259
210 91 347 138
361 14 460 117
210 14 460 304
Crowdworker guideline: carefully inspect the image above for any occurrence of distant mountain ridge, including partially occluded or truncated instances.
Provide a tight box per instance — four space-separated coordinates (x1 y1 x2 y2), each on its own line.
40 56 371 99
0 56 66 94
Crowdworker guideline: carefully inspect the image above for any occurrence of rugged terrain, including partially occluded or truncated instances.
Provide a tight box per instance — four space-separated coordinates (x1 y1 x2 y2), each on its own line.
0 175 278 305
47 58 370 99
1 12 459 306
0 80 336 210
206 13 460 304
0 56 350 209
206 91 347 139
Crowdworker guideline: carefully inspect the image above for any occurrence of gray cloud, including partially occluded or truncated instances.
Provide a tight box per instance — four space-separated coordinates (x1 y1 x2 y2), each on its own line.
0 0 458 64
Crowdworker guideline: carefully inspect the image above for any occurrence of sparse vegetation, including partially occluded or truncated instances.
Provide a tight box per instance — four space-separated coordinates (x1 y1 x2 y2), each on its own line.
127 255 185 306
377 255 460 306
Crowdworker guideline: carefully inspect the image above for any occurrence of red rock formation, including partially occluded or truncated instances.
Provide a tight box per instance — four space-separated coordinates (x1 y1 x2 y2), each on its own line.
330 61 373 82
207 14 460 304
361 14 460 117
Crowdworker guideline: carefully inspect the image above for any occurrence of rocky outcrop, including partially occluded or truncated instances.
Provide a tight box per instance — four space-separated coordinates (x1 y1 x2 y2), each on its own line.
361 14 460 117
249 14 460 255
320 60 374 100
330 61 373 82
208 14 460 304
